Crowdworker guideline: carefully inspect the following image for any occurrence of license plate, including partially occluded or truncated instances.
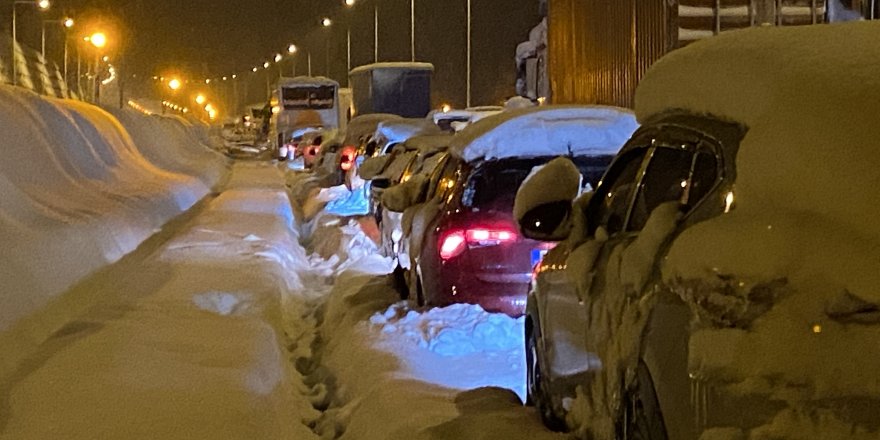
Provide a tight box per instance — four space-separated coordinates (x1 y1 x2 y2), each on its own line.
531 248 549 268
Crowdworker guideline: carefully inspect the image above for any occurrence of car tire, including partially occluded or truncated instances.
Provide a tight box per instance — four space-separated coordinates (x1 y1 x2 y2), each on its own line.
526 319 568 432
392 264 409 300
619 362 668 440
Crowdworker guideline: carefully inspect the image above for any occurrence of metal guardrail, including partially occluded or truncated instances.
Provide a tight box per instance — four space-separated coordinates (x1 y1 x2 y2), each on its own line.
0 33 78 99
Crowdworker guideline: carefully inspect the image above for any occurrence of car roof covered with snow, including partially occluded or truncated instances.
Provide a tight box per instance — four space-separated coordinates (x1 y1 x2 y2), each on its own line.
635 21 880 245
402 134 453 154
449 105 638 162
374 118 442 146
276 76 339 87
349 62 435 76
343 113 402 144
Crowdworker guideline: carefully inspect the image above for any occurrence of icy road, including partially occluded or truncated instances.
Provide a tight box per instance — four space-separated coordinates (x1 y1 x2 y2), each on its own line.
0 162 562 440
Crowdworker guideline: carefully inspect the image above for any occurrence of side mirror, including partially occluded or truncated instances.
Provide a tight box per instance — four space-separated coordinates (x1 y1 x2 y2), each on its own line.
380 175 427 213
518 200 573 241
359 155 389 180
513 157 582 242
371 178 391 189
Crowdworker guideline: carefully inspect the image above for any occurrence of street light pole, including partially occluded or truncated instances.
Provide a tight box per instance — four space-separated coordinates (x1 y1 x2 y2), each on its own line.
466 0 471 107
11 0 51 87
374 5 379 63
411 0 415 62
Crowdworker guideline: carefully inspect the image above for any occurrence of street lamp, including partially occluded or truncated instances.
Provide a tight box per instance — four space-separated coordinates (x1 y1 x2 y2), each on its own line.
168 78 181 90
40 16 73 81
322 17 332 27
195 94 206 105
40 16 72 59
11 0 51 86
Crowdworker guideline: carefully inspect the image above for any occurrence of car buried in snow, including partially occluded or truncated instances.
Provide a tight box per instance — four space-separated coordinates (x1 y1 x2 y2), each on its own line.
515 21 880 439
387 106 637 316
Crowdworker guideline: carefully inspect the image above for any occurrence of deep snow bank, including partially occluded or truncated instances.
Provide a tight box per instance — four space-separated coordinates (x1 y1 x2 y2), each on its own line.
0 86 228 372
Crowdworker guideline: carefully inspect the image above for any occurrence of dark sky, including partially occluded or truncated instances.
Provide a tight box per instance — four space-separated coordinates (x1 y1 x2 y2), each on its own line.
2 0 540 111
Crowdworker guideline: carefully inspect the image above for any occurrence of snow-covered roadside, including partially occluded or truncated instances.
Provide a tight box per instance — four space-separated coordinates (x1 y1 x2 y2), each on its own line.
0 87 228 377
286 183 565 440
1 163 316 439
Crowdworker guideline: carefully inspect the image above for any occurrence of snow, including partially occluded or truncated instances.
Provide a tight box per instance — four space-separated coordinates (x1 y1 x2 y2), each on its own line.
277 76 339 87
450 105 637 162
0 87 228 371
374 117 442 147
348 62 435 76
342 113 402 144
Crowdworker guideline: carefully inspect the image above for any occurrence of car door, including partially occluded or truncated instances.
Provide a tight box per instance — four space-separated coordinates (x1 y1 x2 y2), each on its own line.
575 132 724 437
412 156 465 295
537 147 652 381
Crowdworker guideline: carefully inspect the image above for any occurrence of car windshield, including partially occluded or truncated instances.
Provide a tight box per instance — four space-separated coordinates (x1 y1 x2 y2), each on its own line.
464 155 614 212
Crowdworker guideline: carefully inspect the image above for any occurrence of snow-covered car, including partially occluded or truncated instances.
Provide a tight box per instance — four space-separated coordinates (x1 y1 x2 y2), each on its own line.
400 106 636 316
515 22 880 439
376 135 452 274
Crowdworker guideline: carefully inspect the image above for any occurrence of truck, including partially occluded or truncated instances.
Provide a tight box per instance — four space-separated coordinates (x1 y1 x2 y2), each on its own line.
268 76 343 157
518 0 841 108
348 62 434 119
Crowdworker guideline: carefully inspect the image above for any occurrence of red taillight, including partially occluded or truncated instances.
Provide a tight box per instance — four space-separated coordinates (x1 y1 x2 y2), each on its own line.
439 227 518 261
340 145 357 171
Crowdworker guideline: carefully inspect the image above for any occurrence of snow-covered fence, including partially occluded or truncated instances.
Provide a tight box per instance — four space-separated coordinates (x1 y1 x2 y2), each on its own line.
0 85 229 375
0 33 77 99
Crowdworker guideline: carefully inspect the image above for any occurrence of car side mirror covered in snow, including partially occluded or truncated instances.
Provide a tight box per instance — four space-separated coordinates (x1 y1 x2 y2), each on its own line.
518 201 573 241
380 175 427 213
359 156 389 180
514 157 582 241
371 178 392 190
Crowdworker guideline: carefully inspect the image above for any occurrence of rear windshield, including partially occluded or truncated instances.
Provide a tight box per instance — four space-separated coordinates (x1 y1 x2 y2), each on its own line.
281 86 336 110
463 155 614 211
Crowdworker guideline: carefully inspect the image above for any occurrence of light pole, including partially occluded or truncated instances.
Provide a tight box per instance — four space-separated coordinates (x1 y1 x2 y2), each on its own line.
374 5 379 63
86 32 107 103
322 18 332 78
466 0 472 107
410 0 415 62
41 17 73 70
288 44 298 77
343 0 354 79
12 0 51 87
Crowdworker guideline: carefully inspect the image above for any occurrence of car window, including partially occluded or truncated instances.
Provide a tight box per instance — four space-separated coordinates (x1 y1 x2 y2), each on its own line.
432 156 460 203
588 148 650 235
628 146 720 231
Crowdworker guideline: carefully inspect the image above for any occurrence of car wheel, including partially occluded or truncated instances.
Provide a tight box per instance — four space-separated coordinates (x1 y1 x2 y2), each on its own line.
619 362 668 440
392 264 409 300
526 320 568 432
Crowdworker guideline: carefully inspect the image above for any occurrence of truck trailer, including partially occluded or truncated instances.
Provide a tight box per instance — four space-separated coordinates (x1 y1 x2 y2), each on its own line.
348 62 434 118
520 0 833 108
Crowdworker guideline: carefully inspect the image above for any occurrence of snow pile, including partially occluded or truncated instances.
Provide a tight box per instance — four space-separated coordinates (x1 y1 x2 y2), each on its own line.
1 163 316 440
275 181 563 440
0 87 227 375
109 108 227 186
631 21 880 437
450 105 637 162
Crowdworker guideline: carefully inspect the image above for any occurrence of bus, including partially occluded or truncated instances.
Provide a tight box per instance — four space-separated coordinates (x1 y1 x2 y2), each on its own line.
269 77 344 159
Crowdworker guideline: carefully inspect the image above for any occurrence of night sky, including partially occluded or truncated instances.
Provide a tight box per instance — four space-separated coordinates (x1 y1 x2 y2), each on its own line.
1 0 540 112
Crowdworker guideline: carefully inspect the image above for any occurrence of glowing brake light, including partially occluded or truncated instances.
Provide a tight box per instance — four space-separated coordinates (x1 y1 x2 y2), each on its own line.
439 228 518 261
440 231 467 260
466 229 516 243
340 145 357 171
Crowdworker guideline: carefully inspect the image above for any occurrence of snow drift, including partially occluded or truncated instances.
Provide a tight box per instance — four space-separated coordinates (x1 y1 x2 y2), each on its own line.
0 86 228 374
